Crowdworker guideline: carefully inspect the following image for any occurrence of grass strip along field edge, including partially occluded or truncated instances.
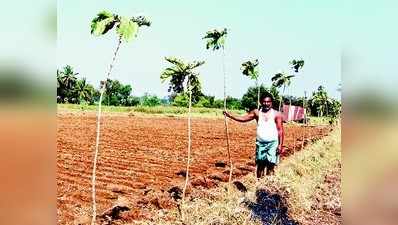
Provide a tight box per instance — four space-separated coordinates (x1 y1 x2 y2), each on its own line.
133 125 341 225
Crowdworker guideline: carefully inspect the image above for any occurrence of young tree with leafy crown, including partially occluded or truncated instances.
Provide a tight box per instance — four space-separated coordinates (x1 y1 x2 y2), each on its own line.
271 59 304 112
271 71 294 111
161 57 204 104
161 56 204 219
241 59 260 109
89 10 150 225
203 28 234 184
290 59 304 73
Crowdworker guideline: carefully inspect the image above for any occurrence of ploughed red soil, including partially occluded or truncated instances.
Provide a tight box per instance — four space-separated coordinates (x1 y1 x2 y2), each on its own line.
57 112 331 224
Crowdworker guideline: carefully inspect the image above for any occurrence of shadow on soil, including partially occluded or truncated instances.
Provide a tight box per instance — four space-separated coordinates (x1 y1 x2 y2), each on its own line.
244 189 299 225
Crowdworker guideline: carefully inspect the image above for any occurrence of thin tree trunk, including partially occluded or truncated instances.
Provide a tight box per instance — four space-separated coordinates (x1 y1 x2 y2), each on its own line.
301 91 307 150
91 37 122 225
289 86 295 151
320 106 323 117
256 78 260 110
278 95 282 112
222 47 233 185
255 80 260 178
181 79 192 220
326 99 329 117
278 85 286 112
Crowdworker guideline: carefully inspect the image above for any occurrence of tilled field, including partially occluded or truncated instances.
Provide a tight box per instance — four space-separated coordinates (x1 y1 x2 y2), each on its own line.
57 112 330 224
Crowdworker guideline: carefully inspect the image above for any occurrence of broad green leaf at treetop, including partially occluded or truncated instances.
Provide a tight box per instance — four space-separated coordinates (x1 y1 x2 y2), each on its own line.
116 16 138 42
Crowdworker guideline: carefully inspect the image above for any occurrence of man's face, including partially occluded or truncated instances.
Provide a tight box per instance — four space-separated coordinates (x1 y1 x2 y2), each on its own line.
261 97 273 110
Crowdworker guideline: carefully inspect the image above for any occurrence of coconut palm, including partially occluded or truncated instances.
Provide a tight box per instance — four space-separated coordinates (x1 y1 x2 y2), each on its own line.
57 70 62 88
57 65 79 103
74 78 95 104
161 56 204 208
56 70 65 103
311 85 329 117
203 28 234 184
271 71 295 111
241 59 260 109
58 65 78 89
90 10 150 225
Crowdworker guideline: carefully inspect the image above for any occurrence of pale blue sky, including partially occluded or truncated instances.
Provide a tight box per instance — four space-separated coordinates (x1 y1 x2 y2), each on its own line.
58 0 342 100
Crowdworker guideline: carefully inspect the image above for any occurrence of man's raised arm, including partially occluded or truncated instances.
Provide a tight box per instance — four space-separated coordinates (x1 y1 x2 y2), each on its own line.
223 110 256 123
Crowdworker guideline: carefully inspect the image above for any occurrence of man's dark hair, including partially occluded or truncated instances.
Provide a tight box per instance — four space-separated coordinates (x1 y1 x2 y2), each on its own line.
260 93 273 102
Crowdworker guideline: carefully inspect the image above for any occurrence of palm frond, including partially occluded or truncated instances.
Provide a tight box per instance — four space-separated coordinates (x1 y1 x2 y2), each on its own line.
203 28 227 51
90 10 116 36
290 59 305 72
271 73 283 81
188 60 205 69
241 59 259 80
275 79 285 87
165 57 186 69
131 15 151 27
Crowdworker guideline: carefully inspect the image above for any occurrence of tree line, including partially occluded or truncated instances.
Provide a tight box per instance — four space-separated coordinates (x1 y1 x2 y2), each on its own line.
57 64 340 118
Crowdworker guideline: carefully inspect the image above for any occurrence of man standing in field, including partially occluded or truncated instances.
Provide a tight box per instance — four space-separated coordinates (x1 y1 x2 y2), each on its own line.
223 94 284 178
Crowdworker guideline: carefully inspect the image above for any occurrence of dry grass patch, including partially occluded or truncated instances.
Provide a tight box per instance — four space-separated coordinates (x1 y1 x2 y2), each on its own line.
134 126 341 225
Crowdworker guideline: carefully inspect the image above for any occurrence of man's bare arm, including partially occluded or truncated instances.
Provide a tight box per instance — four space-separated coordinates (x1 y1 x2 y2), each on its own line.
223 110 257 123
275 112 285 154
